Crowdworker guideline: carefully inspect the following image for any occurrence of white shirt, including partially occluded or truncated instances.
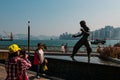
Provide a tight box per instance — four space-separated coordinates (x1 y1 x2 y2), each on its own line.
37 49 44 63
61 45 65 52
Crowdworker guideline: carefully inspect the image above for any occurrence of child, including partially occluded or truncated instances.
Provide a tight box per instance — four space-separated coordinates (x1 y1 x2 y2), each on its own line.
33 43 45 79
19 49 32 80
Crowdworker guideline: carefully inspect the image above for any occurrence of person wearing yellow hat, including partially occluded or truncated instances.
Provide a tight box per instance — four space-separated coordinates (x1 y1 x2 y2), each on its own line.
8 44 21 53
8 44 21 58
5 44 31 80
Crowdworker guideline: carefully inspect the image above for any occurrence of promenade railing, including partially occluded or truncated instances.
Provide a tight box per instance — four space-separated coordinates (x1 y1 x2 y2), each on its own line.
0 45 98 53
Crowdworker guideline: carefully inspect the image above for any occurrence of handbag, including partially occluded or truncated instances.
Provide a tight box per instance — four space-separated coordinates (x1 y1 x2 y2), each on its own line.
43 64 48 71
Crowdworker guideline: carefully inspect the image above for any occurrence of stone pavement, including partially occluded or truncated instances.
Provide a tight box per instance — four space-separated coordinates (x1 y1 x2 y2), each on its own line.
0 63 50 80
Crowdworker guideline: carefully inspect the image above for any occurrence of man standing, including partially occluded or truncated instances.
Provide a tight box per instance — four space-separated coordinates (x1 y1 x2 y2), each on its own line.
71 20 92 63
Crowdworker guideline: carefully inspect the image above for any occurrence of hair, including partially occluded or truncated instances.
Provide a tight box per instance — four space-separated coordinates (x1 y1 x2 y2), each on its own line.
37 43 44 49
80 20 86 26
8 52 18 58
37 43 42 47
20 49 26 57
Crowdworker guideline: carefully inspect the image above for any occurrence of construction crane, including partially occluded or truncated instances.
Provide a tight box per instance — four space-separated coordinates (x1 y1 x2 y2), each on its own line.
0 31 13 41
3 31 10 38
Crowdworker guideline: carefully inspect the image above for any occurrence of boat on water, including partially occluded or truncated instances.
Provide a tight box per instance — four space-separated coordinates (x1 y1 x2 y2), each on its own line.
0 38 13 41
91 39 106 44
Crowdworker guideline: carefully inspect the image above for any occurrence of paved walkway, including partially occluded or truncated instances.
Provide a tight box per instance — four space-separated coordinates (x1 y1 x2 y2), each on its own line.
0 64 50 80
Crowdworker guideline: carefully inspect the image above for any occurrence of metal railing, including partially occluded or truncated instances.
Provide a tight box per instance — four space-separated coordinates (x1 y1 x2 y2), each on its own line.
0 45 98 53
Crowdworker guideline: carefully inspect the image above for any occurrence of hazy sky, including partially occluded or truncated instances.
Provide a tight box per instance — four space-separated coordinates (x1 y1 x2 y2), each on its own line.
0 0 120 36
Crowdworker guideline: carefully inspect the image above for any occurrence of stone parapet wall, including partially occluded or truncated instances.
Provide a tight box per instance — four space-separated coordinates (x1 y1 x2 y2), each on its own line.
1 51 120 80
44 58 120 80
0 52 8 60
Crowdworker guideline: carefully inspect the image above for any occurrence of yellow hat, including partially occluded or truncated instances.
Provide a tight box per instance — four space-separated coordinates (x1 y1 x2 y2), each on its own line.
8 44 21 53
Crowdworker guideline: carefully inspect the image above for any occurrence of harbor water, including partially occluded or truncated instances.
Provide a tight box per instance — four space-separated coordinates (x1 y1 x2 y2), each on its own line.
0 39 120 46
0 39 120 51
0 40 120 51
